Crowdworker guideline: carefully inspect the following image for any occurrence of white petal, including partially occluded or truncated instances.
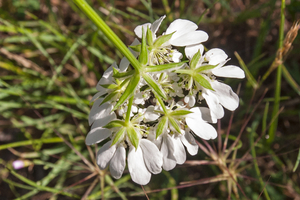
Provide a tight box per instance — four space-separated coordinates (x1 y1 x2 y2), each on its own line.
89 101 115 126
119 39 139 72
202 90 224 120
170 31 208 46
212 65 245 79
180 130 198 156
172 136 186 164
85 127 111 145
171 51 183 63
205 48 228 65
198 107 217 124
90 92 105 103
96 141 116 170
160 135 177 171
128 146 151 185
211 81 239 111
186 108 217 140
140 139 163 174
134 23 151 38
144 106 160 122
166 19 198 37
185 44 204 60
151 15 165 35
110 145 126 179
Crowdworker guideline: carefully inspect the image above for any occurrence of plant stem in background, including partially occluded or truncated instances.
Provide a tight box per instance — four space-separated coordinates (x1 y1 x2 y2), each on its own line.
267 0 285 145
72 0 141 71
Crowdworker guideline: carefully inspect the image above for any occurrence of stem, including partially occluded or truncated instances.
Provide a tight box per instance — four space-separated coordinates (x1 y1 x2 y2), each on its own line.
268 0 285 144
154 93 168 114
72 0 141 71
125 96 134 123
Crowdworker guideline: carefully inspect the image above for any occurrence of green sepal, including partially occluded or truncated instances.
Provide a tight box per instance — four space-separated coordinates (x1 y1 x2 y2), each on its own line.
111 127 126 146
100 90 119 105
113 73 140 110
153 32 174 48
168 117 181 133
175 69 193 75
104 120 125 129
156 116 168 138
170 110 193 116
100 84 118 89
146 61 187 72
146 26 153 46
190 50 201 69
139 27 148 66
127 126 139 149
187 76 193 90
194 74 214 90
112 67 119 75
195 64 218 73
142 73 167 100
113 70 135 79
129 44 141 52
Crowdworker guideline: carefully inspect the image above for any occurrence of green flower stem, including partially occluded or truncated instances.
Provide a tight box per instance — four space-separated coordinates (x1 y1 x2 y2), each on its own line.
268 0 285 144
72 0 141 71
155 93 168 114
125 96 134 124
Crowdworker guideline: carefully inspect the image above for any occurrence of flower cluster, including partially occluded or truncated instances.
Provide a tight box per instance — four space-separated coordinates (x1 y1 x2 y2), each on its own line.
87 15 245 185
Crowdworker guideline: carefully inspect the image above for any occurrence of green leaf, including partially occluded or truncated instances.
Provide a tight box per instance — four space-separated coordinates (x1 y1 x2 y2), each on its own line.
146 26 153 46
113 73 140 110
129 44 141 52
142 73 167 99
101 91 119 105
193 74 214 90
139 27 148 66
145 61 187 72
104 120 125 129
113 70 135 79
156 116 168 138
170 110 192 116
195 64 218 73
168 117 181 133
153 32 174 48
190 50 201 69
175 69 193 75
127 126 139 149
111 127 126 146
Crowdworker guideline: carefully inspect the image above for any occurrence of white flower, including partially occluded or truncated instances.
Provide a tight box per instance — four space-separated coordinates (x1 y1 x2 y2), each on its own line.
97 139 163 185
184 46 245 119
186 107 217 140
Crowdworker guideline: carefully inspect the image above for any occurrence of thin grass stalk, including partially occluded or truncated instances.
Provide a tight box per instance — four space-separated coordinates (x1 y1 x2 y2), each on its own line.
267 0 285 145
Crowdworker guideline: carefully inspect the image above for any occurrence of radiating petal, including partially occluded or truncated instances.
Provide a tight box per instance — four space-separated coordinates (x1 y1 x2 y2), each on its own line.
85 127 111 145
128 146 151 185
185 44 204 60
166 19 198 37
212 65 245 79
96 141 116 170
170 31 208 46
202 90 224 120
119 39 140 72
211 81 239 111
89 101 115 126
172 136 186 164
140 139 163 174
198 107 216 124
180 130 198 156
90 92 105 103
205 48 228 65
110 145 126 179
134 23 151 38
151 15 166 35
160 135 177 171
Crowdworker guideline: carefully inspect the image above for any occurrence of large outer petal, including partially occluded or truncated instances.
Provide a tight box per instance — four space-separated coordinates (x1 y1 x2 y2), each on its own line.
151 15 166 35
110 145 126 179
211 81 239 111
186 107 217 140
170 31 208 47
85 127 111 145
205 48 228 65
96 141 116 170
134 23 151 38
185 44 204 60
202 90 224 120
160 134 177 171
89 100 115 126
172 136 186 164
140 139 163 174
165 19 198 36
212 65 245 79
180 130 198 156
128 145 151 185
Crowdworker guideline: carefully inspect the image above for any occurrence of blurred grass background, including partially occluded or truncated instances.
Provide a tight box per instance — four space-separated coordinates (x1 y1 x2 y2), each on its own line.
0 0 299 199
